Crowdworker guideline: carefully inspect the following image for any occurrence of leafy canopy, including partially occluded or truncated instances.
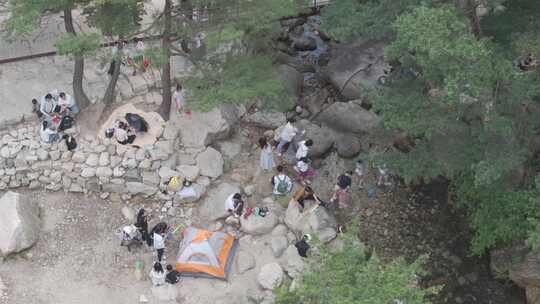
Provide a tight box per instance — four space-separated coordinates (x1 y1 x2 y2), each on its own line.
275 226 439 304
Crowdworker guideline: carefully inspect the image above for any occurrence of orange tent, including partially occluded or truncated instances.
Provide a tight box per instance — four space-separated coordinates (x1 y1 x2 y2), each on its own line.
175 227 237 280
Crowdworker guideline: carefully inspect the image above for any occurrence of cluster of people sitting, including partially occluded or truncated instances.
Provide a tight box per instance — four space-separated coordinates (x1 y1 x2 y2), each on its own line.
31 90 79 147
517 53 537 71
105 113 149 145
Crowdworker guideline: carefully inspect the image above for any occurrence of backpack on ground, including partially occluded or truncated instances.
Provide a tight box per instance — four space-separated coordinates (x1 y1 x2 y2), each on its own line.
275 176 288 194
63 135 77 151
58 115 74 131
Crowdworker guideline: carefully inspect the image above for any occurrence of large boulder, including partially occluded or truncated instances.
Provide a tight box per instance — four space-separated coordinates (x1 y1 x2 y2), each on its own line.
0 191 41 257
240 212 279 235
244 111 286 129
271 235 289 258
198 183 240 221
299 88 330 116
295 120 335 158
322 40 388 101
316 101 380 134
335 134 361 159
278 64 303 98
176 106 242 148
284 199 337 243
510 253 540 304
196 147 224 178
280 245 305 279
258 263 284 290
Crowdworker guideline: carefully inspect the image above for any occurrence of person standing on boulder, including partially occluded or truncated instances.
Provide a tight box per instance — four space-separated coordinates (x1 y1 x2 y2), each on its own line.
277 119 299 156
259 137 274 171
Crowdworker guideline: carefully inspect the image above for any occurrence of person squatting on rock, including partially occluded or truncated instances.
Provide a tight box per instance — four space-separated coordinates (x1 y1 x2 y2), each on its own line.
277 118 299 156
296 139 313 160
165 264 181 284
135 208 149 244
149 262 166 287
225 192 244 218
294 157 315 181
271 165 293 195
293 184 326 213
259 137 274 171
331 171 352 209
40 120 59 143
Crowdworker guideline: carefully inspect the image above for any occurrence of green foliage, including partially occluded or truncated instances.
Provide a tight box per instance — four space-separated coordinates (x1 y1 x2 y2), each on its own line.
84 0 144 38
184 55 293 111
55 32 101 57
385 5 497 104
320 0 424 42
526 218 540 252
275 225 439 304
456 175 540 255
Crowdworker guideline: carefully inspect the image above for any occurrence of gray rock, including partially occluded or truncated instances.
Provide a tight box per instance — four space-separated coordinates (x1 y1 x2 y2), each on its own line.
278 64 303 98
198 183 240 221
36 149 48 161
316 102 380 134
0 191 41 257
240 212 279 235
322 40 388 100
158 166 179 182
49 150 60 161
113 166 125 177
243 184 255 196
196 147 224 178
258 263 284 290
335 134 361 158
123 158 138 169
291 36 317 51
96 167 113 178
244 111 286 129
49 171 62 183
271 236 289 258
138 159 152 170
216 141 242 159
142 171 160 186
295 120 335 158
72 151 86 163
236 250 256 274
61 151 72 161
98 152 110 166
0 147 10 158
135 149 146 161
176 165 200 181
80 167 97 178
271 224 288 237
126 182 156 196
121 206 136 222
280 245 305 279
110 156 122 168
177 106 239 148
85 153 99 167
162 123 180 141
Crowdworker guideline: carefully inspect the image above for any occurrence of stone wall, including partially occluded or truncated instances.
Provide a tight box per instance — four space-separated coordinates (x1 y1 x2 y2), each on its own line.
0 121 223 207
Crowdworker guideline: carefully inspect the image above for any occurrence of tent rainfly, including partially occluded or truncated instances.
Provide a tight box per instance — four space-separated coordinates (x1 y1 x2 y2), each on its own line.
175 227 237 280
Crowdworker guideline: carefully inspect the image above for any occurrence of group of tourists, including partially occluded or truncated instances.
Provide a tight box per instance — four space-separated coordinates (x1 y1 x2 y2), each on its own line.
119 208 181 287
105 112 149 146
108 38 151 77
32 90 79 148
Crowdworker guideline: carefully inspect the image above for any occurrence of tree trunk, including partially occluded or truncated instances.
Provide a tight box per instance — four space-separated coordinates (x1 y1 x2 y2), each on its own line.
103 41 123 105
63 8 91 109
158 0 173 121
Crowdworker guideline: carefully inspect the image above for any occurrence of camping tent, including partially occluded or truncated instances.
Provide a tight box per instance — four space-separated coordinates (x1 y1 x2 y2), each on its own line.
175 227 237 280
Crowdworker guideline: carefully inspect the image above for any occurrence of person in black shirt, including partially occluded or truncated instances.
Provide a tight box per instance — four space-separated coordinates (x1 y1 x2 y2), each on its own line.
165 264 180 284
331 171 352 208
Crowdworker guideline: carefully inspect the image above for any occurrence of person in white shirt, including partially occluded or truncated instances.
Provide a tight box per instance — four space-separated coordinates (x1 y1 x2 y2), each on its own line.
296 139 313 160
277 119 300 156
153 230 166 262
225 193 244 217
58 92 79 114
271 165 293 195
40 93 56 120
173 83 185 114
40 121 59 143
149 262 166 287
